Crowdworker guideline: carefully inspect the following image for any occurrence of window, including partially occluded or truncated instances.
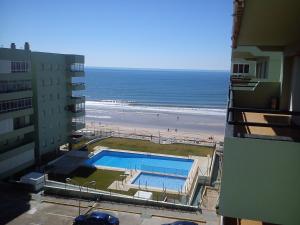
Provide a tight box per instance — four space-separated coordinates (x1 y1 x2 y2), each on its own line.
256 58 268 79
70 63 84 72
232 63 250 74
11 61 29 73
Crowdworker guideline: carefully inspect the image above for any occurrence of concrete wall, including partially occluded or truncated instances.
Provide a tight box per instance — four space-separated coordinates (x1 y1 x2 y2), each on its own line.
218 137 300 225
0 142 35 178
31 53 71 157
290 56 300 125
233 81 280 109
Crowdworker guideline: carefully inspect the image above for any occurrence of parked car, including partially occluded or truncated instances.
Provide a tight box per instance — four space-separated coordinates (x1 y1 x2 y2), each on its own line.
162 221 198 225
73 211 119 225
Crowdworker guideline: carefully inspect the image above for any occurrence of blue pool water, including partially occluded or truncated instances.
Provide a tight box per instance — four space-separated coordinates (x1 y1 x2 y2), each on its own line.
86 150 193 176
132 172 186 191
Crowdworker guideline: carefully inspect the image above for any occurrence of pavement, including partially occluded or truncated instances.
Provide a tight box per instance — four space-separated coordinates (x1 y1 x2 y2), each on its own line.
0 183 220 225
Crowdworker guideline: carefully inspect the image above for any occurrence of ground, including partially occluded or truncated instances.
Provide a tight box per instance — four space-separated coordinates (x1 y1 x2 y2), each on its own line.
88 137 214 157
0 184 216 225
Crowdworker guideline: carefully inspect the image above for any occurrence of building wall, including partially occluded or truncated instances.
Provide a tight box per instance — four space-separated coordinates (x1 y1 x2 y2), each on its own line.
0 142 35 179
290 56 300 125
0 45 84 178
31 53 71 157
232 46 283 82
0 48 36 178
219 136 300 225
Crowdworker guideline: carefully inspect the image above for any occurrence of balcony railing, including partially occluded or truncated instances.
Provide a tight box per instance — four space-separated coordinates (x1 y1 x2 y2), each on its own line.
71 122 85 131
226 87 300 141
230 79 259 91
69 96 85 105
0 80 32 93
69 82 85 91
0 98 32 114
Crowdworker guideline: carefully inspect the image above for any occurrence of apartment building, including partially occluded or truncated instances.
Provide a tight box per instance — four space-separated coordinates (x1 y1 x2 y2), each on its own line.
0 43 85 178
218 1 300 224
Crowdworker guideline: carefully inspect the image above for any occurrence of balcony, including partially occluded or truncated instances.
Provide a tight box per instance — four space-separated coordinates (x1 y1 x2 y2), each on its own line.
0 125 34 141
226 81 300 142
227 107 300 141
69 82 85 91
230 79 259 92
0 98 33 115
71 122 85 131
0 141 35 179
69 96 85 104
67 62 85 77
69 109 85 117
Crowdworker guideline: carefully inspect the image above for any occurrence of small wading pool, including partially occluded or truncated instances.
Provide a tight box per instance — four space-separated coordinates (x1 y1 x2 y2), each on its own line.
132 172 186 191
86 150 194 176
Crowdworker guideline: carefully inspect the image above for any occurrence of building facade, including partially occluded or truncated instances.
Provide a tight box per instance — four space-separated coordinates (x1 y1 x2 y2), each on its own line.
218 1 300 225
0 43 85 178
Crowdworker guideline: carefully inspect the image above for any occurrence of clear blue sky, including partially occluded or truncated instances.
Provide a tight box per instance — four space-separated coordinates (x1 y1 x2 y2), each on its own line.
0 0 232 70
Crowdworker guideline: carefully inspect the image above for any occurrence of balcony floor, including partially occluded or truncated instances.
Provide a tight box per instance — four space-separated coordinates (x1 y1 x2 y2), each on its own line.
234 112 300 141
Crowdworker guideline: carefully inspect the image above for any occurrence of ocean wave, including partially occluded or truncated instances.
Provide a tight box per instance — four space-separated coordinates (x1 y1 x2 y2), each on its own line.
85 100 226 116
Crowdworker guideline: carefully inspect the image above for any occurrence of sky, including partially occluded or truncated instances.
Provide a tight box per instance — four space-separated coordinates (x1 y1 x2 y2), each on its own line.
0 0 232 70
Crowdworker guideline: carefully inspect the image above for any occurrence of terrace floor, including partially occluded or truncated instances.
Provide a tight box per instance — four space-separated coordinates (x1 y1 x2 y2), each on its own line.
234 112 300 141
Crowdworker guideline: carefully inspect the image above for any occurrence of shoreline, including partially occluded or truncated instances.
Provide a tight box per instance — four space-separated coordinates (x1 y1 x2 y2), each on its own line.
85 100 226 142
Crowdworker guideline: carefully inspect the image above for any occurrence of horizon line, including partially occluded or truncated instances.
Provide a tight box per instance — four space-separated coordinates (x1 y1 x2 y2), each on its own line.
85 66 230 72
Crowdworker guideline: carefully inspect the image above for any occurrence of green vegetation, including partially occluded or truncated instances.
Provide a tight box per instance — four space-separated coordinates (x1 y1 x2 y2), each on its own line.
49 166 181 201
88 137 214 157
49 167 123 191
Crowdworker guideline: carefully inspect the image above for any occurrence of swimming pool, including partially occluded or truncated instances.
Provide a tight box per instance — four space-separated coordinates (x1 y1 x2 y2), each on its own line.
86 150 194 176
132 172 186 191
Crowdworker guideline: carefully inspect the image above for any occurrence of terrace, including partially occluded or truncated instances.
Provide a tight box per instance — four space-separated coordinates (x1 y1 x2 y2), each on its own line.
226 81 300 142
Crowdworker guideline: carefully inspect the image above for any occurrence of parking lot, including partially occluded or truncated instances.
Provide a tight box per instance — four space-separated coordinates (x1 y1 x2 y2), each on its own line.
0 183 218 225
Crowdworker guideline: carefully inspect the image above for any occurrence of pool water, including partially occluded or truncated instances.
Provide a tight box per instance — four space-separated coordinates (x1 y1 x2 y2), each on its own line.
132 172 186 191
86 150 193 176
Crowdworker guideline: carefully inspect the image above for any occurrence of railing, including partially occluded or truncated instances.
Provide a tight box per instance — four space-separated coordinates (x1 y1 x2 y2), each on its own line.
227 107 300 128
70 82 85 90
0 98 32 114
0 80 32 93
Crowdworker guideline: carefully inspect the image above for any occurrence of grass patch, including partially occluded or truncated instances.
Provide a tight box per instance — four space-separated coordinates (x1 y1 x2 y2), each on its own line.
49 166 182 201
88 137 214 157
49 167 123 191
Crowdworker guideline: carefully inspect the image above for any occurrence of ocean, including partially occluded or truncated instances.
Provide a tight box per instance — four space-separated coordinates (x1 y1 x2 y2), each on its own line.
76 68 230 138
79 68 229 113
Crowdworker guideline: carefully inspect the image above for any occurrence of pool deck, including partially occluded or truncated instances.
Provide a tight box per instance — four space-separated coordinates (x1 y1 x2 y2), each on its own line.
92 147 213 195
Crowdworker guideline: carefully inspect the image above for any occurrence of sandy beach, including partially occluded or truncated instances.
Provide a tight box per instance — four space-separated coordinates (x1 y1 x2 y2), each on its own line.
85 102 226 142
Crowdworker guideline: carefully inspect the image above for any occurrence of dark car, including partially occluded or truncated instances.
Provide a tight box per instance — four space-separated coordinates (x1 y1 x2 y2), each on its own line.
73 211 119 225
162 221 198 225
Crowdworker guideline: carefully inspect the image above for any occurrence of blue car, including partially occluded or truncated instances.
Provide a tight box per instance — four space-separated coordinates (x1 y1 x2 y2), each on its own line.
73 211 119 225
163 221 198 225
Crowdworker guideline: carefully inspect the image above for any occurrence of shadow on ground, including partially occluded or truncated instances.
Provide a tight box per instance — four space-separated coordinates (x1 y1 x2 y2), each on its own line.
0 182 31 224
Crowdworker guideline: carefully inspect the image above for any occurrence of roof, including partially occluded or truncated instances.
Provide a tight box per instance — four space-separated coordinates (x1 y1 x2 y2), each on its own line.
232 0 300 48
